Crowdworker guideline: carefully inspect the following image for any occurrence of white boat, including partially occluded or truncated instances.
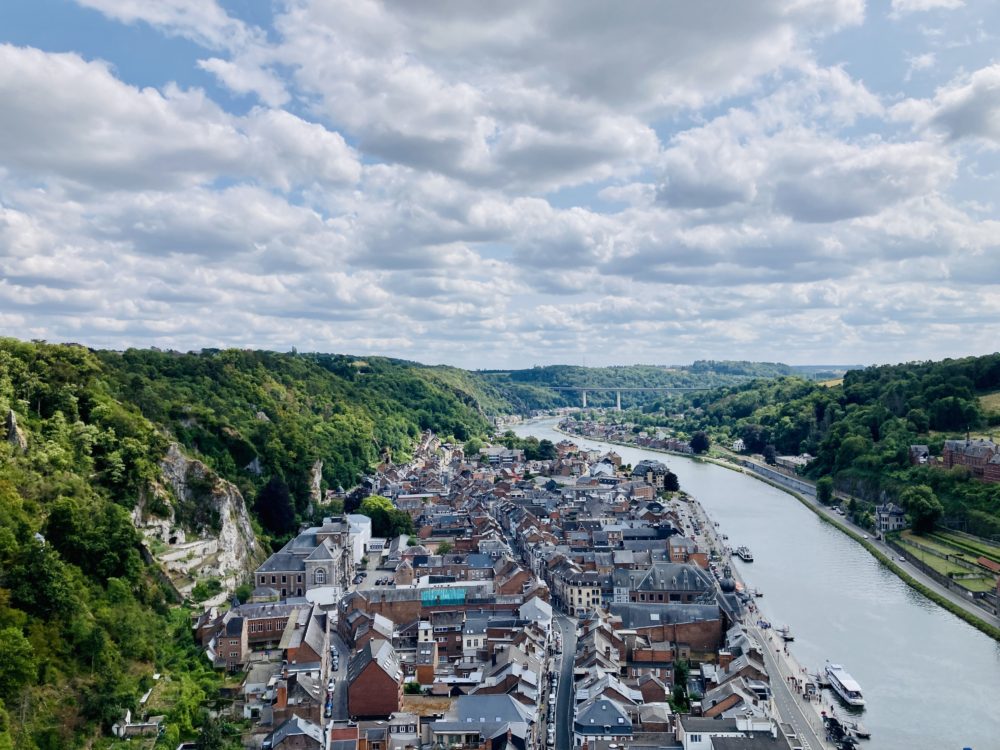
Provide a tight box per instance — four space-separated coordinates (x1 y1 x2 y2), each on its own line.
825 662 865 707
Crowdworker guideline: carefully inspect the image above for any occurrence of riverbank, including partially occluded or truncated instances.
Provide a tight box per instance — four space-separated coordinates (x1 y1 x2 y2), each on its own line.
551 420 1000 643
676 488 833 748
516 416 1000 750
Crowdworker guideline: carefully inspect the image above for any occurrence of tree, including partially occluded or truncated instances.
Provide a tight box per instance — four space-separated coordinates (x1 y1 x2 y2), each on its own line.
0 627 35 703
358 495 413 538
537 439 557 460
690 431 710 454
436 541 453 555
762 444 776 465
900 484 943 534
255 476 296 536
906 408 930 434
816 476 834 505
404 681 422 695
198 713 227 750
663 471 680 493
835 435 870 471
463 437 483 456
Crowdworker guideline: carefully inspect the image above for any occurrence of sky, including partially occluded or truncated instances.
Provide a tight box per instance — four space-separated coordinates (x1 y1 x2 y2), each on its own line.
1 0 999 369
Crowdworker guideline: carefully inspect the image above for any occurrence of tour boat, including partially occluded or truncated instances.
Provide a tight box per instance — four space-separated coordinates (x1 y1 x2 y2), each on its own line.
825 663 865 707
776 625 794 642
735 546 754 562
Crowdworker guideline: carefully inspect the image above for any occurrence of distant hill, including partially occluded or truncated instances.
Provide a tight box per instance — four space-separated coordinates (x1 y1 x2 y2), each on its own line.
667 353 1000 538
477 360 803 411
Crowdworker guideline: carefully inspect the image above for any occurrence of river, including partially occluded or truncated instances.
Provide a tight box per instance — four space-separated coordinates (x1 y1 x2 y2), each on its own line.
511 418 1000 750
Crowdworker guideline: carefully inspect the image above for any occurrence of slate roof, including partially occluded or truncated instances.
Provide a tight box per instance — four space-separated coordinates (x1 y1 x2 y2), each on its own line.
678 716 739 732
258 552 306 573
574 698 632 735
609 602 721 628
349 639 402 683
612 563 713 593
268 716 324 747
452 694 535 724
711 735 793 750
306 541 337 561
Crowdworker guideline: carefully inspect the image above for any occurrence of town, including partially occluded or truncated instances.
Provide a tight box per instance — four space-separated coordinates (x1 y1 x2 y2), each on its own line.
187 432 862 750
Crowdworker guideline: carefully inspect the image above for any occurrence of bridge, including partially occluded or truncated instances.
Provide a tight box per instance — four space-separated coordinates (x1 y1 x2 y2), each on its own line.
545 385 714 410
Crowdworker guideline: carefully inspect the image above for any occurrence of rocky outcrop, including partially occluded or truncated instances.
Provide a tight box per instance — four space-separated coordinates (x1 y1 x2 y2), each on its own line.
5 410 27 453
308 459 323 512
133 443 262 602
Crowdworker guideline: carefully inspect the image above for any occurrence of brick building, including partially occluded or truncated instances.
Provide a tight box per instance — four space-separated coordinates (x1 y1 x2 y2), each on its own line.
347 640 403 719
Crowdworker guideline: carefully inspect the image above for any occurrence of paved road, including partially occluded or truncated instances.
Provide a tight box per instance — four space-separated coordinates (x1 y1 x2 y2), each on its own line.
554 615 577 750
329 630 349 719
741 460 1000 630
751 624 828 750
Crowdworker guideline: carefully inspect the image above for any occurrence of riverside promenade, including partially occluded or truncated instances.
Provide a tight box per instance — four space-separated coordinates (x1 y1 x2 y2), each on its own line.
684 497 835 750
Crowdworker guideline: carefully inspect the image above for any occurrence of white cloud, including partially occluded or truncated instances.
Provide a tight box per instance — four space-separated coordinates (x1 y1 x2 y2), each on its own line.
892 63 1000 145
0 44 359 192
75 0 255 50
890 0 964 18
906 52 937 79
3 1 1000 368
198 57 289 106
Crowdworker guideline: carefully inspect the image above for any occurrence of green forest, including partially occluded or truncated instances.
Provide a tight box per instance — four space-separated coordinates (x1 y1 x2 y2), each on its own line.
657 353 1000 538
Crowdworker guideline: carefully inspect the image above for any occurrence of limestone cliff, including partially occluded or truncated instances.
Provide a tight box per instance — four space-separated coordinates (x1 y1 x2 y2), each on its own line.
5 409 27 453
308 458 323 512
133 443 262 604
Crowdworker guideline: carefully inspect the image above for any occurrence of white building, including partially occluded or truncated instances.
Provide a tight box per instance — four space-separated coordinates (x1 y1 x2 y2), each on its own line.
347 514 373 564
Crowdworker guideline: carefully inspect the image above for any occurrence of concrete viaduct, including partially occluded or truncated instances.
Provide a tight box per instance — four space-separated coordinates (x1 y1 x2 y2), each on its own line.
546 385 713 410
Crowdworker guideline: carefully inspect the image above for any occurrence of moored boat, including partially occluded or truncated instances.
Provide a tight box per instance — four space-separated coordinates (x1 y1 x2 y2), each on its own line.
735 546 754 562
848 721 871 739
776 625 794 642
825 662 865 707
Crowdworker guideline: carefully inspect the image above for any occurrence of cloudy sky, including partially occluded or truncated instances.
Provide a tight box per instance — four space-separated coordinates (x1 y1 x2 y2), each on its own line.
1 0 999 369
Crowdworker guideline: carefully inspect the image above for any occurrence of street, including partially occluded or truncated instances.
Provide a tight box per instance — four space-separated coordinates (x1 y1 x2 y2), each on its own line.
554 615 577 750
751 624 826 750
328 629 349 719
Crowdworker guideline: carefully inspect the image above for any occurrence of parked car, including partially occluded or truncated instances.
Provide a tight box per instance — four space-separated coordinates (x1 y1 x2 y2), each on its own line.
328 678 336 691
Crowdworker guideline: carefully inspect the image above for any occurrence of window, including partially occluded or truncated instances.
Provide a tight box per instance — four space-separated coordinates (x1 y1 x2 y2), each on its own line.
281 575 287 584
314 568 327 585
271 575 276 584
689 734 701 743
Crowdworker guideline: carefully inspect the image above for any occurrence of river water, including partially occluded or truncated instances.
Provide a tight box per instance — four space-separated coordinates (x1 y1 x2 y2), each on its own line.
512 418 1000 750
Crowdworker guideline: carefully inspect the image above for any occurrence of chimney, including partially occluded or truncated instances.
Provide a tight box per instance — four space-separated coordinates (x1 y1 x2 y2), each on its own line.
275 681 287 708
718 650 733 670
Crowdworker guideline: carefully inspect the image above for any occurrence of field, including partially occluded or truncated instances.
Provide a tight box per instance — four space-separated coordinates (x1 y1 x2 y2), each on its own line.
931 530 1000 563
819 378 844 388
978 390 1000 415
898 531 999 593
